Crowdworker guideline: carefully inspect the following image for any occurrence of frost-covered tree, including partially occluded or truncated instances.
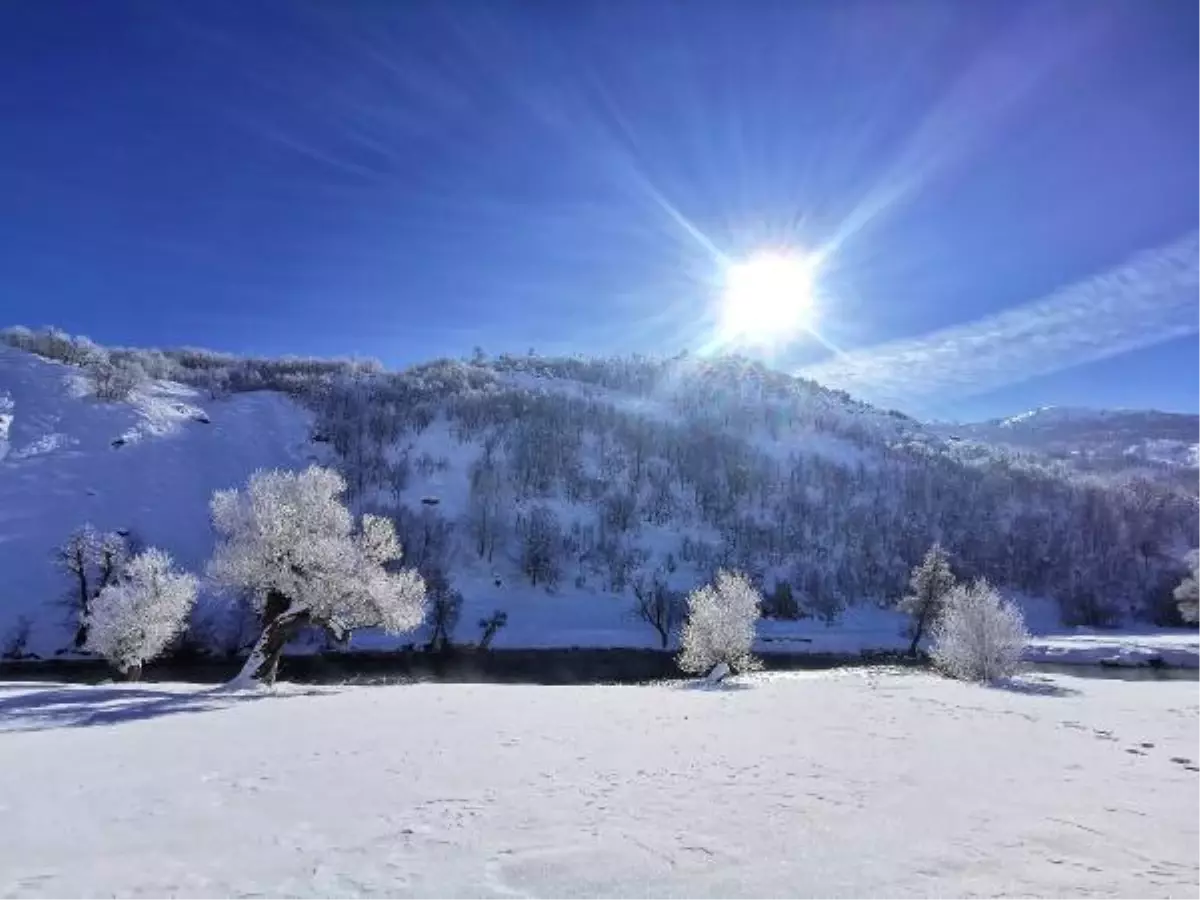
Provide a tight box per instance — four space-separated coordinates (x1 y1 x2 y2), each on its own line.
1174 552 1199 624
207 466 426 686
930 579 1029 682
897 543 958 655
677 569 762 679
85 548 198 680
86 356 145 401
56 526 131 649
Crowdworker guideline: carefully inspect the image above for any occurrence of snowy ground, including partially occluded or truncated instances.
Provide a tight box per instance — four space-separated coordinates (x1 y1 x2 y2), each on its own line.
1 671 1196 898
1026 630 1200 669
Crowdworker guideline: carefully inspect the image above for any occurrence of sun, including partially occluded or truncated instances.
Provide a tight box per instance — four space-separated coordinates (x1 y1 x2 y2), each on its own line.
718 250 818 346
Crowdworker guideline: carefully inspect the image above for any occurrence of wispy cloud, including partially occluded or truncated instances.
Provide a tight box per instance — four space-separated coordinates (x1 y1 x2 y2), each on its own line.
799 231 1200 410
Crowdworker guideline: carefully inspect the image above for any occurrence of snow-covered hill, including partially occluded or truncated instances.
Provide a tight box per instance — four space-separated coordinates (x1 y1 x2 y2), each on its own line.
0 346 317 652
1 331 1197 658
939 406 1199 483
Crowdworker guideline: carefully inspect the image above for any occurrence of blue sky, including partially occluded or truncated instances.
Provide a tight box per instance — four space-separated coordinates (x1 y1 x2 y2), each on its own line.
1 0 1196 420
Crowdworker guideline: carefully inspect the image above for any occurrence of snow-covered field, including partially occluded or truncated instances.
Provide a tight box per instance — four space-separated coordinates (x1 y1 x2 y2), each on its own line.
1 671 1196 898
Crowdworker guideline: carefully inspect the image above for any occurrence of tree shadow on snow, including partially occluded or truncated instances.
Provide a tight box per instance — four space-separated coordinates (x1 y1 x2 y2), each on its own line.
0 683 332 732
988 676 1081 698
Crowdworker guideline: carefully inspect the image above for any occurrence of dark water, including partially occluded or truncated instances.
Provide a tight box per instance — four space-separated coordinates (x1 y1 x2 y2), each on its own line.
1024 660 1198 682
1 648 919 686
1 648 1193 685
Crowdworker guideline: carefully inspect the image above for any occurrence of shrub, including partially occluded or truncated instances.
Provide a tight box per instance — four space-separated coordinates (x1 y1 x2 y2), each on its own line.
930 579 1028 682
85 548 198 680
677 570 762 677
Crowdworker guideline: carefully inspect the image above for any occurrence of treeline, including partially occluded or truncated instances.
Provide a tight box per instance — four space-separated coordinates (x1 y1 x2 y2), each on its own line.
1 324 381 400
308 356 1198 628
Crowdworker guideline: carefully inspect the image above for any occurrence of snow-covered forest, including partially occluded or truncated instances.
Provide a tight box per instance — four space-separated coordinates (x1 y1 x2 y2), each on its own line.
1 325 1197 662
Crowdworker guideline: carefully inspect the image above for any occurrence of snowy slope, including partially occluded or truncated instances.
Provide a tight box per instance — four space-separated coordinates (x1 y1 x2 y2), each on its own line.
940 406 1200 479
1 671 1196 898
0 347 317 652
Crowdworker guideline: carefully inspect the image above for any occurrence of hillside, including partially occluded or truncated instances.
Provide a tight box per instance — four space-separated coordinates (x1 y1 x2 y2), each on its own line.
1 328 1197 658
938 407 1199 489
0 345 318 654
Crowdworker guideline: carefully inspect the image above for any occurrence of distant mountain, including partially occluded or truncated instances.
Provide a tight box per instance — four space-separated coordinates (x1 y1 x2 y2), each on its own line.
936 406 1199 487
2 326 1197 657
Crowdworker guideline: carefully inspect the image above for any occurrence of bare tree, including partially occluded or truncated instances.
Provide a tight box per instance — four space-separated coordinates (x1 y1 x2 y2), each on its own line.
632 574 684 649
518 505 561 588
423 566 463 653
466 457 507 562
478 610 508 650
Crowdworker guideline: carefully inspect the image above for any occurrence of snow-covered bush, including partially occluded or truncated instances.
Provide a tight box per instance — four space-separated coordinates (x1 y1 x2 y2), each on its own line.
897 543 957 654
930 579 1029 682
0 324 35 351
207 466 426 685
1175 552 1199 624
1 325 99 366
87 356 145 401
85 548 198 680
677 570 762 678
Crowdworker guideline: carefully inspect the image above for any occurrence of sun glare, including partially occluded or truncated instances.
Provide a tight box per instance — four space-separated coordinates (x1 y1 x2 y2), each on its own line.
718 251 818 346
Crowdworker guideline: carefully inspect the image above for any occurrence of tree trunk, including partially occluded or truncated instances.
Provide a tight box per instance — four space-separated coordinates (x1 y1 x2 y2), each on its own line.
231 592 309 687
73 573 90 649
706 661 730 684
908 608 929 656
121 663 143 682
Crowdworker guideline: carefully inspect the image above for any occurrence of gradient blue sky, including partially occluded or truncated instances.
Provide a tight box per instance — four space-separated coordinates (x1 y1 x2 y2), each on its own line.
1 0 1196 420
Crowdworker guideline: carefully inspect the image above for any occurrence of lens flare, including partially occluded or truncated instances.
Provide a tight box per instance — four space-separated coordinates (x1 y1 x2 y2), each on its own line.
718 251 818 346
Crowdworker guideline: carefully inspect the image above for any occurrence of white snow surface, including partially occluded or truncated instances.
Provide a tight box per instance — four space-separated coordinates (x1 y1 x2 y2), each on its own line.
0 670 1196 898
1026 629 1200 669
0 347 317 651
